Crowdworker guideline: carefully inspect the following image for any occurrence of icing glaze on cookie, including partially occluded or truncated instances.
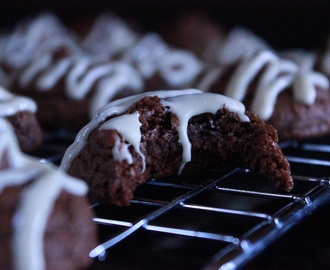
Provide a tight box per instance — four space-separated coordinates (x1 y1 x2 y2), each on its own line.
100 111 145 171
0 12 71 71
0 118 88 270
60 89 202 171
81 13 138 58
19 45 144 117
225 51 280 100
18 36 82 92
157 49 204 88
198 50 329 120
122 33 169 78
280 50 329 104
216 27 270 65
19 35 80 89
161 92 249 171
227 51 329 120
0 86 37 116
84 62 143 116
60 90 249 174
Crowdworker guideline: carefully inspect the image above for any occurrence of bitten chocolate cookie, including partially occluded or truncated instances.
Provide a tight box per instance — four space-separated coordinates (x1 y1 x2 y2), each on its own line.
61 89 293 206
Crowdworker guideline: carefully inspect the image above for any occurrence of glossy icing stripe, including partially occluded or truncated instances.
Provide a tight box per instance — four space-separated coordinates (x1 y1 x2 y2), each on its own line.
89 62 144 116
158 49 204 87
100 111 145 172
217 27 270 65
225 51 278 100
0 13 69 70
221 50 329 120
81 12 138 58
0 86 37 115
122 33 169 79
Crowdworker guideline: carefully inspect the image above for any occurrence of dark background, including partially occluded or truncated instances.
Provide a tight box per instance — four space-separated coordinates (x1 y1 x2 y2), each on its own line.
1 0 330 50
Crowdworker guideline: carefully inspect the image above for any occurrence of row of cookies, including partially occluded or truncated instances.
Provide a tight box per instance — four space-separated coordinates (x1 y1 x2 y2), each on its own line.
1 12 330 141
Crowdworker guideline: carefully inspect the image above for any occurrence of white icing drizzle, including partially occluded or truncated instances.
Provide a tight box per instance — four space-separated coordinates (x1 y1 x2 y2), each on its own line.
251 74 295 120
90 62 143 118
6 13 143 118
250 60 297 119
19 50 55 87
81 13 138 58
65 56 93 98
65 57 144 115
225 51 278 100
18 35 80 89
19 45 144 117
67 60 115 100
223 50 329 120
122 33 169 78
100 111 146 172
280 50 329 104
293 71 329 105
60 89 202 171
89 62 143 116
0 86 37 116
158 49 204 87
161 93 249 172
37 57 73 90
0 118 88 270
217 27 270 66
60 89 249 176
0 12 72 70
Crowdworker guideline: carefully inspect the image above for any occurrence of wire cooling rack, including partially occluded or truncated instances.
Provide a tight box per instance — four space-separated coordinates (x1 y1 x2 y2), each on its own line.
33 131 330 270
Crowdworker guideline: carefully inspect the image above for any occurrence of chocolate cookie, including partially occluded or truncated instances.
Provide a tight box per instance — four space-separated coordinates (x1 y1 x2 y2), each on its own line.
61 90 293 206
